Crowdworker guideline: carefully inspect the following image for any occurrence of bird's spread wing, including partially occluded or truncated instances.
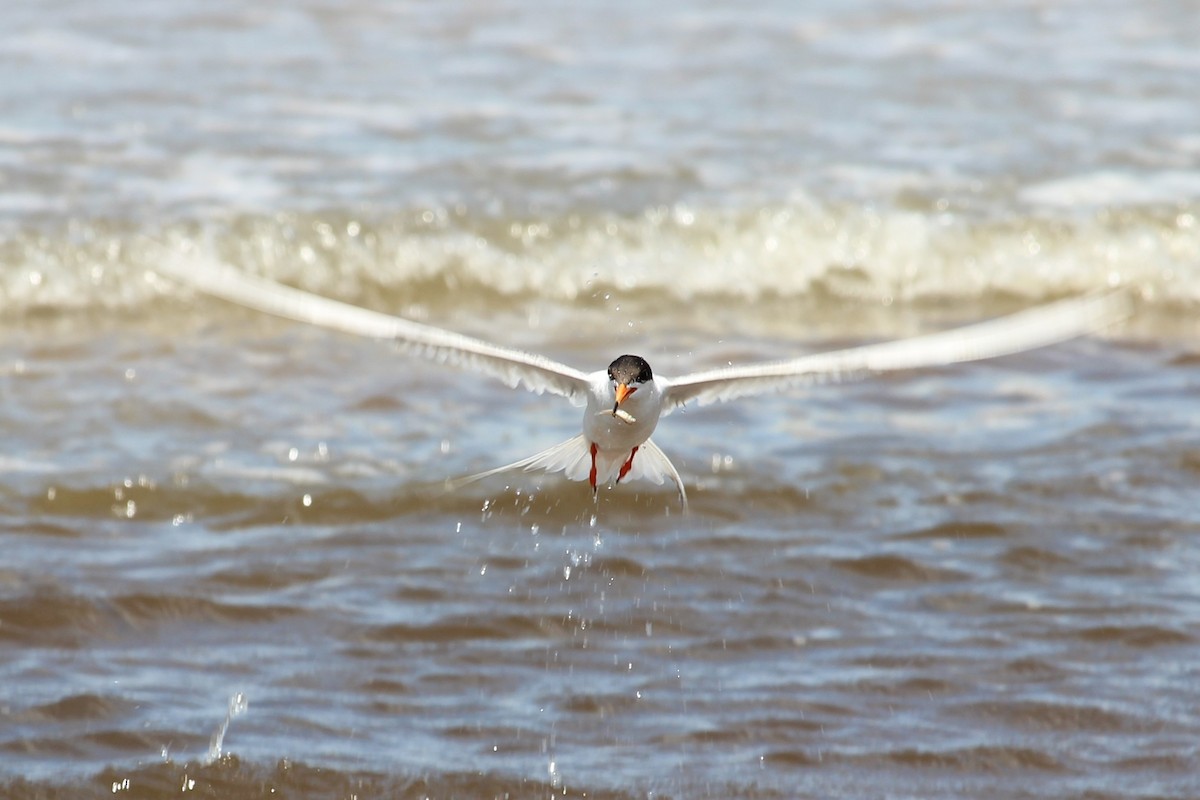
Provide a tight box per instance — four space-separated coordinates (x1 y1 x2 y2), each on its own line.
660 290 1131 411
155 252 592 402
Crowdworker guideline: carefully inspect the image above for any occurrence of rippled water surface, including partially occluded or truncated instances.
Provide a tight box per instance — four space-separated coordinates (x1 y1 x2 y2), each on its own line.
2 1 1199 798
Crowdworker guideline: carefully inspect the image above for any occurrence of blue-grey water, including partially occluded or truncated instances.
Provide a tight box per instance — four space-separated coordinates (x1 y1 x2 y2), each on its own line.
1 1 1198 798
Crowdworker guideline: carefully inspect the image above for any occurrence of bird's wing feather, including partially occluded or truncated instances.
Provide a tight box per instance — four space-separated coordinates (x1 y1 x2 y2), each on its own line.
156 252 592 402
661 290 1131 411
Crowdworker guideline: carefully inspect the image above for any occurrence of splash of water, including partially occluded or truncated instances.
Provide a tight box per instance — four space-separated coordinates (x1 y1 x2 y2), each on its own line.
205 692 249 764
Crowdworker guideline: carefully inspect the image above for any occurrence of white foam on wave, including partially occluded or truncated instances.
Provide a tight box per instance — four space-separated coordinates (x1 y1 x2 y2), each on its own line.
1021 170 1200 209
0 199 1195 321
248 201 1191 308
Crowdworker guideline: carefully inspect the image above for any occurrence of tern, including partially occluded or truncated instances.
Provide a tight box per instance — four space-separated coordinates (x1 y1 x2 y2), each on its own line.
157 254 1129 510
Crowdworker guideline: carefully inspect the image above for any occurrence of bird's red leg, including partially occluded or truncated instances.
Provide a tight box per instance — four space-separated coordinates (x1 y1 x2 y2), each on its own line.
616 446 639 484
589 442 599 497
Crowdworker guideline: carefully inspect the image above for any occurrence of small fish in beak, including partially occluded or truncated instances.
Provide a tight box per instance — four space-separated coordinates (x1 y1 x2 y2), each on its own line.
598 408 636 424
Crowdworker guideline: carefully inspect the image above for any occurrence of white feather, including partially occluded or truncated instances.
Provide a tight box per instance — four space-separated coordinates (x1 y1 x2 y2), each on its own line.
659 290 1131 411
447 434 687 510
155 252 592 403
446 434 593 489
618 439 688 510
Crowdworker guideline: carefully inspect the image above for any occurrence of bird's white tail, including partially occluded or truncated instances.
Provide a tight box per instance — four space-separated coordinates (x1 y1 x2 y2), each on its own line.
625 438 688 510
447 434 688 510
448 434 593 488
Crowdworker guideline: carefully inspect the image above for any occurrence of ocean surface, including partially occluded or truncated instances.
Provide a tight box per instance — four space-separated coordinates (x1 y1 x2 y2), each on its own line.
2 1 1199 798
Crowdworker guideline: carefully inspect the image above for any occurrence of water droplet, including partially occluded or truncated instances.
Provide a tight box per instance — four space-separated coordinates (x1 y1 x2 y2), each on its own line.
205 693 248 764
302 494 312 507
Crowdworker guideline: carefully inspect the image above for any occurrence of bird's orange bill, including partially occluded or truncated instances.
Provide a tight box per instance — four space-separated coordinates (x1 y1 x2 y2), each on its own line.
612 383 637 416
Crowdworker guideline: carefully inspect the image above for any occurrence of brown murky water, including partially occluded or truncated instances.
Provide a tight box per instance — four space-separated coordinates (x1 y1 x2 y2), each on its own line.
3 294 1197 798
3 0 1200 796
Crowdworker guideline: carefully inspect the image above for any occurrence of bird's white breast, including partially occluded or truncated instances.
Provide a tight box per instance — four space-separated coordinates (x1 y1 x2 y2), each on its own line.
581 374 663 453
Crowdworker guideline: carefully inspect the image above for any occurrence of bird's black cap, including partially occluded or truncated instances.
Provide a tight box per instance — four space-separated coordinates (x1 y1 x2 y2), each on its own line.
608 354 652 384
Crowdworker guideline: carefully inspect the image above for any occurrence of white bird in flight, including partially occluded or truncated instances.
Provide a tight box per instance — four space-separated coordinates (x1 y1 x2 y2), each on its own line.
157 254 1129 510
